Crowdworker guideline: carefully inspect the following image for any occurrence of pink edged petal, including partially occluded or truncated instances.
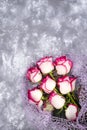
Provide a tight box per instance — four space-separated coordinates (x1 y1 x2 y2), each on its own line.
40 77 51 94
28 88 42 103
68 104 78 113
58 76 70 82
26 67 42 83
56 64 67 75
37 56 53 66
63 60 71 73
58 81 71 94
40 76 47 89
63 76 70 81
48 56 53 62
49 91 57 102
37 56 54 74
37 61 54 74
70 77 77 91
44 84 52 94
54 56 66 65
40 82 50 93
40 76 56 94
28 90 37 103
26 67 39 78
32 71 42 83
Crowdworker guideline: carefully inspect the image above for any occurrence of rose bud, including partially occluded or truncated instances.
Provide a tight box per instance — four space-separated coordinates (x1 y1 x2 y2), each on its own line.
28 88 43 103
57 76 72 95
37 56 54 74
40 76 56 94
70 77 77 92
54 56 73 75
43 101 54 112
26 67 42 83
49 92 65 109
65 104 78 121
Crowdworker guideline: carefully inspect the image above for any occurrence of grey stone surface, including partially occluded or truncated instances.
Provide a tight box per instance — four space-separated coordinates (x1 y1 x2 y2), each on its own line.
0 0 87 130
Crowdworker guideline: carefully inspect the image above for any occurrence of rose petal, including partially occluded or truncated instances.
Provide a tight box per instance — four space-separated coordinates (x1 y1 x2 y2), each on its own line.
39 61 54 74
58 76 70 82
37 56 52 65
70 77 77 91
54 56 66 65
49 93 65 109
28 88 42 103
56 64 67 75
40 76 56 94
26 67 42 83
32 72 42 83
58 81 71 94
63 60 71 73
37 57 54 74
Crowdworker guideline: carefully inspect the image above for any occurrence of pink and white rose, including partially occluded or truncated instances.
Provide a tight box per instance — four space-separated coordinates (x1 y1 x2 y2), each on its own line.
40 76 56 94
49 92 65 109
65 104 78 121
26 67 42 83
37 56 54 74
28 88 43 103
54 56 73 75
57 76 77 95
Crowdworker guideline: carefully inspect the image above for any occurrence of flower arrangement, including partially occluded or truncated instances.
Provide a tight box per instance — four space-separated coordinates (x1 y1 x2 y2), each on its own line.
26 56 81 121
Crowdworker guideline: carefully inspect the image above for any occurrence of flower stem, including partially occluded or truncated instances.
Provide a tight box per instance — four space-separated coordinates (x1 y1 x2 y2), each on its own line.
57 107 63 115
54 88 62 95
67 93 77 106
71 91 76 100
64 105 67 109
49 72 55 80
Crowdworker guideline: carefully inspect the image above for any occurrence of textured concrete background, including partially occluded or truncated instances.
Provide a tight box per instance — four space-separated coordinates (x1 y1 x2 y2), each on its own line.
0 0 87 130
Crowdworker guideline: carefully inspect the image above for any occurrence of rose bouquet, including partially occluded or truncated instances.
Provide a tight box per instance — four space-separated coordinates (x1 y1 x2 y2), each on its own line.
26 56 81 121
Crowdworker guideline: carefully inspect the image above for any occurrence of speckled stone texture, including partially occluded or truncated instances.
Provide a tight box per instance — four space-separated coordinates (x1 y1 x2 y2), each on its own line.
0 0 87 130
